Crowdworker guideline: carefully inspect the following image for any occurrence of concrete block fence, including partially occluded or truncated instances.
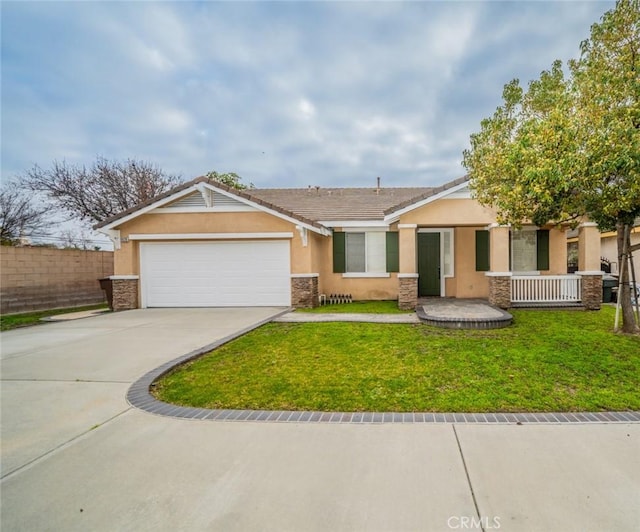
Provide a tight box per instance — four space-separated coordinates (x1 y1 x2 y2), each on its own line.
0 246 113 314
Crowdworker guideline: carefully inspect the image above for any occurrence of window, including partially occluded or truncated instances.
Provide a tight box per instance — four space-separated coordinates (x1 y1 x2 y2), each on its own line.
332 230 398 275
443 231 453 276
511 229 549 272
346 232 386 273
346 233 366 272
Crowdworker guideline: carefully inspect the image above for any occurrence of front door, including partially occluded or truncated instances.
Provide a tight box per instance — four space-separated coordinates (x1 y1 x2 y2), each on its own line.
418 232 441 296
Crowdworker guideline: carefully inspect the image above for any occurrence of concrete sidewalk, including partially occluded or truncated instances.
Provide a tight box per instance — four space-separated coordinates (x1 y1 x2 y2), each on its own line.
274 311 420 323
1 308 639 531
274 299 512 328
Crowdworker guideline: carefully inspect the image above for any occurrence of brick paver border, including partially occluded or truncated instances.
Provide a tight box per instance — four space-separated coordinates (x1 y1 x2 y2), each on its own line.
126 309 640 424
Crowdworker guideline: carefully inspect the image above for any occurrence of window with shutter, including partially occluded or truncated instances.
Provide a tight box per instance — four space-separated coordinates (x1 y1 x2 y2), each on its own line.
335 231 392 274
511 228 550 272
332 232 346 273
536 230 550 270
386 232 399 272
475 230 490 271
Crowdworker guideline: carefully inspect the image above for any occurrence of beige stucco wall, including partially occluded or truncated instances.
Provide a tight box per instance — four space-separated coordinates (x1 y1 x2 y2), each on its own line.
399 198 497 226
489 226 510 273
308 231 327 275
311 226 398 299
113 211 317 276
450 227 490 298
320 274 399 300
399 226 416 274
118 211 292 235
548 226 568 274
578 223 601 272
310 231 330 295
108 194 572 304
396 199 494 299
308 198 500 300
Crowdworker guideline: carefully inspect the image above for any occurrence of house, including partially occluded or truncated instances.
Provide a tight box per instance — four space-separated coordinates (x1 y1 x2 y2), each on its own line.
95 176 603 311
568 222 640 278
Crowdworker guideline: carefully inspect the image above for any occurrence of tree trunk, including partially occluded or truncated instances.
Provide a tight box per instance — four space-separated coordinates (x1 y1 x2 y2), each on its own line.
617 223 639 334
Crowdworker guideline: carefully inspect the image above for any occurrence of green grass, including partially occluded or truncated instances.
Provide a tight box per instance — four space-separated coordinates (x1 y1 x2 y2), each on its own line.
152 307 640 413
297 300 411 314
0 304 108 331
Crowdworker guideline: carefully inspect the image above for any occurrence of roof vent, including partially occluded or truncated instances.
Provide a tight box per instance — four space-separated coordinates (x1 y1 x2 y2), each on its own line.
376 176 381 195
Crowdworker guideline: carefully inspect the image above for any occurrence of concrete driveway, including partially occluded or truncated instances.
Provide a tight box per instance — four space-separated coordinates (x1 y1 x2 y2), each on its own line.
1 309 639 531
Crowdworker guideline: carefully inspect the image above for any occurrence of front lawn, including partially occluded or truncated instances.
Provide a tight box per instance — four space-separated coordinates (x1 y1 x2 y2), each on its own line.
153 307 640 412
0 304 108 331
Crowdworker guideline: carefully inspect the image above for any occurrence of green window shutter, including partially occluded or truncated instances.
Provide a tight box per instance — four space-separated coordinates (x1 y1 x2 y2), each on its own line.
333 231 346 273
475 230 490 272
537 230 550 270
386 232 399 272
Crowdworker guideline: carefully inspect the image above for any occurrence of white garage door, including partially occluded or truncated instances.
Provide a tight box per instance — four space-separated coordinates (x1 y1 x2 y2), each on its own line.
140 241 291 307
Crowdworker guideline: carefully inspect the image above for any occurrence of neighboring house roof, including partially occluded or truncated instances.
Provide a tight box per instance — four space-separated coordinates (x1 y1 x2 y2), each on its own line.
95 175 470 230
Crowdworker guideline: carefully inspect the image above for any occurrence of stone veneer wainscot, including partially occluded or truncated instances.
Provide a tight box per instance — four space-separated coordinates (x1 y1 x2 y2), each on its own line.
291 274 319 308
111 276 138 311
578 272 603 310
398 274 418 310
487 273 512 310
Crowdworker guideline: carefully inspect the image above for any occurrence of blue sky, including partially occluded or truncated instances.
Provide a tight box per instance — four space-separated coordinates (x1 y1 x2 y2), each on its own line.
2 0 614 192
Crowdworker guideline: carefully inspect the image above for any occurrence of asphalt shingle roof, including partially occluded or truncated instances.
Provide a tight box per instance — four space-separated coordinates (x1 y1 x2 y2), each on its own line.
95 175 469 229
249 187 433 221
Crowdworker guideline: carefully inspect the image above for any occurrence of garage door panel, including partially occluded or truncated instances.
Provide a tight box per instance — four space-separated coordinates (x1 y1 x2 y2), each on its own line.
141 241 291 307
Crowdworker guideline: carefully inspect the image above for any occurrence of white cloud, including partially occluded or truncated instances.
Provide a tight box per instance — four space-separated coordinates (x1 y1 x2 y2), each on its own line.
1 0 617 197
147 106 192 134
298 98 316 119
139 45 174 72
97 3 195 72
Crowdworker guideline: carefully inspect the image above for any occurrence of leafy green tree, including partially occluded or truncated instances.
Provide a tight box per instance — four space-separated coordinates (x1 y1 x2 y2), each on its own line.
463 0 639 333
205 171 253 190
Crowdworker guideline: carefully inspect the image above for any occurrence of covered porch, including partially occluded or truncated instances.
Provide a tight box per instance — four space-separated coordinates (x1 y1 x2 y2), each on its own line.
486 222 603 310
396 221 603 310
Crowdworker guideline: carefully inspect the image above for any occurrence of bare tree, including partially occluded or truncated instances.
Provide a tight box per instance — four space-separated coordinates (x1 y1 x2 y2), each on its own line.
23 157 182 224
59 228 99 250
0 181 48 244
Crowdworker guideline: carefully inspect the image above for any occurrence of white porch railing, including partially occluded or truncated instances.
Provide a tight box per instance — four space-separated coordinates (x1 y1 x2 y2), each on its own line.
511 275 582 304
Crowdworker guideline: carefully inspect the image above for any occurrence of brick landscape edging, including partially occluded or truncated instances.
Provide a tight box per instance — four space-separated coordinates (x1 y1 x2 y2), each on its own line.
127 310 640 424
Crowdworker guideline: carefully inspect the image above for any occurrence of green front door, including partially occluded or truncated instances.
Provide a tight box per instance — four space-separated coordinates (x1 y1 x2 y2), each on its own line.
418 232 441 296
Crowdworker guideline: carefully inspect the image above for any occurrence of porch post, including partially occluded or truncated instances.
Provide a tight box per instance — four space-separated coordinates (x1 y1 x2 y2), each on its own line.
577 222 603 310
486 224 512 309
398 224 418 310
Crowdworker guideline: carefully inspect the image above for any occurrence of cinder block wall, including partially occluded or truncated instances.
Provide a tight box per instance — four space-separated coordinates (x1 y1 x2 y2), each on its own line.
0 247 114 314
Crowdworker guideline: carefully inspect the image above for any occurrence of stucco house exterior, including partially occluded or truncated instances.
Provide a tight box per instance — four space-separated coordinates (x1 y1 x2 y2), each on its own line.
95 176 604 311
568 222 640 278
